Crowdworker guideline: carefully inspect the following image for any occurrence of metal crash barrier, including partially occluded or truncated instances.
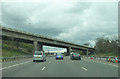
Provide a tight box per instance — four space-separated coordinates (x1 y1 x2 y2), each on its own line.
0 55 33 62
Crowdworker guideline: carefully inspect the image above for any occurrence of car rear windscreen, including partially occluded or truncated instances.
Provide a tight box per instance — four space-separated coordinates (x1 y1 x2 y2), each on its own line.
34 51 42 55
73 53 80 55
56 53 62 55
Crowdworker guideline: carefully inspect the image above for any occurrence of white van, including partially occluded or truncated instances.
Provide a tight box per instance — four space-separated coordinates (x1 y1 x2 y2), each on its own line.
33 51 46 62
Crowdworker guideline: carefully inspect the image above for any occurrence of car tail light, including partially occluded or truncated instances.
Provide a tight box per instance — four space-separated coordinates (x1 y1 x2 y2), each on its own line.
73 55 75 56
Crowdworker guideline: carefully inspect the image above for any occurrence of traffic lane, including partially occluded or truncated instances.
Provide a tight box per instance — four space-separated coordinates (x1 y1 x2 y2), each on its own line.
2 56 86 77
82 57 119 67
65 57 118 77
83 58 119 67
57 56 118 77
2 58 51 77
2 56 56 69
2 56 59 77
77 58 118 77
39 56 93 77
43 56 117 77
2 56 118 77
2 58 33 68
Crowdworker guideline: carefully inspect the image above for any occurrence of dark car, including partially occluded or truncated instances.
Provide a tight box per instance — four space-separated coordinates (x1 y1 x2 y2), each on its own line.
56 53 63 60
70 52 81 60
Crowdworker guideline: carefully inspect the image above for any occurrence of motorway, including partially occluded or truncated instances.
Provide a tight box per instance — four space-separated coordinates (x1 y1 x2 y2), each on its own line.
1 56 119 77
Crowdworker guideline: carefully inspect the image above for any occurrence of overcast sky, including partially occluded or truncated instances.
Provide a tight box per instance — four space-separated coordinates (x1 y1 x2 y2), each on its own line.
1 1 118 50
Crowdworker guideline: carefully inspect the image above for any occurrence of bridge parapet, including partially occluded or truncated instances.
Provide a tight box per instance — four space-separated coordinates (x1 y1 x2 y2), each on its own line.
1 26 95 54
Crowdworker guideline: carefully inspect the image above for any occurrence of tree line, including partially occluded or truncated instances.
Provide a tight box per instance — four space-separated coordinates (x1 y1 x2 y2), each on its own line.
95 35 118 56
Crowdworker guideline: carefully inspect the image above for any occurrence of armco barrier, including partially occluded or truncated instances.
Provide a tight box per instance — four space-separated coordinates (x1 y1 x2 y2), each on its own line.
0 55 33 62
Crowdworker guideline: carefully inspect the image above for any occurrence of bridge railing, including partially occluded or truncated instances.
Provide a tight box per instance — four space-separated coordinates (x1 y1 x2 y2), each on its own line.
0 55 33 62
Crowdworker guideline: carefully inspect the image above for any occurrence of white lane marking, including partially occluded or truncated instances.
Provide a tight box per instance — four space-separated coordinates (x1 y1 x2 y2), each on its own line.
108 64 119 67
91 60 119 67
0 67 8 70
0 61 31 70
82 67 88 71
41 67 45 71
84 59 119 68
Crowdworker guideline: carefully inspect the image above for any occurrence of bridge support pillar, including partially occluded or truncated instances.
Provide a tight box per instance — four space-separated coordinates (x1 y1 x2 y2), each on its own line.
38 42 43 51
34 41 43 51
86 49 89 58
87 49 89 55
66 46 71 56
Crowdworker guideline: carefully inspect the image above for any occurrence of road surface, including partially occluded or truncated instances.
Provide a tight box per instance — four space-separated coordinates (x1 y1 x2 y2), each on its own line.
1 56 119 78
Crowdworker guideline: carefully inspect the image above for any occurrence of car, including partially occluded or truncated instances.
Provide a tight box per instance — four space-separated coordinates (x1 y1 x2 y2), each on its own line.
33 51 46 62
56 53 63 60
70 52 81 60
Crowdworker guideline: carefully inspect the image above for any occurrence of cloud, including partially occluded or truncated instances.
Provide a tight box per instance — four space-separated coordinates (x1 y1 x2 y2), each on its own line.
55 2 118 45
1 2 118 48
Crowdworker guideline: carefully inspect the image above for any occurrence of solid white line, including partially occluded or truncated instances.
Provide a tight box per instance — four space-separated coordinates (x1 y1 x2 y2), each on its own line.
0 67 8 70
108 64 118 67
91 60 119 67
82 67 88 71
84 59 119 67
41 67 45 71
0 61 31 70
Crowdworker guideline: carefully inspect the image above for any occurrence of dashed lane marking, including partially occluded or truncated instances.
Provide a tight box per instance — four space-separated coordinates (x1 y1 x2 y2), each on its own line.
82 67 88 71
41 67 45 71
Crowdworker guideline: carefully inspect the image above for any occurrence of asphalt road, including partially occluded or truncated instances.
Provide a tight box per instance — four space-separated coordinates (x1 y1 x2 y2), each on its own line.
1 56 119 77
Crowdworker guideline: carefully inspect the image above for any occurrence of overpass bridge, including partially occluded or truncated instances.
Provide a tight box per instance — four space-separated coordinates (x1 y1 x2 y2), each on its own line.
0 26 95 55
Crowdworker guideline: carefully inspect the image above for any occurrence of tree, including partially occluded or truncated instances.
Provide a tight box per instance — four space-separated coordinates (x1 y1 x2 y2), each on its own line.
95 36 118 56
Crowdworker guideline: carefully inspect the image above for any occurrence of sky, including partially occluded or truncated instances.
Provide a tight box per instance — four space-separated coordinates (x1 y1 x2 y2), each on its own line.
0 1 118 51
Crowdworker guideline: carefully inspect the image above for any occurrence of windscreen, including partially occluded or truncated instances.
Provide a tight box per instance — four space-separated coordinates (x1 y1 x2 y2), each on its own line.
73 53 80 55
34 51 42 55
56 53 62 55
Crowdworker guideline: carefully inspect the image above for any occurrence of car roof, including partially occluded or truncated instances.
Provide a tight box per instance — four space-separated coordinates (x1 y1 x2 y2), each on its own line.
56 53 62 54
35 51 43 53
